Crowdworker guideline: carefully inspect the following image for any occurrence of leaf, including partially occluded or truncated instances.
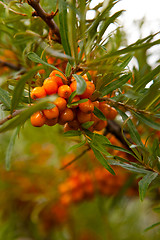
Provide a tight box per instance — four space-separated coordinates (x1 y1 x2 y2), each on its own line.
65 62 72 77
72 74 87 95
0 100 54 133
63 130 82 137
138 172 158 201
90 144 115 175
93 106 106 120
11 66 41 114
68 98 88 107
5 126 20 170
0 87 11 109
100 73 132 96
81 121 94 129
67 140 86 152
133 65 160 91
117 109 143 147
27 52 64 74
59 0 72 59
67 91 77 105
133 112 160 131
144 222 160 232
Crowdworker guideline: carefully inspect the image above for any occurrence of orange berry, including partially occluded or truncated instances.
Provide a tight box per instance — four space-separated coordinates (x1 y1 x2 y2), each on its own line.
43 77 58 95
46 56 56 64
43 106 59 119
30 86 46 99
71 96 80 108
68 119 80 130
77 110 91 124
108 107 118 120
58 85 72 99
93 101 99 109
91 113 100 126
54 97 67 112
63 123 73 132
30 111 46 127
49 70 67 86
79 99 94 113
94 120 107 131
99 102 110 118
45 118 58 126
80 81 95 99
70 80 77 93
60 108 74 123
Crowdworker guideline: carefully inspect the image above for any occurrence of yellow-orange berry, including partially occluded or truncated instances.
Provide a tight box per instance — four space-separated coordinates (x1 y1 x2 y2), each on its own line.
79 99 94 113
68 119 80 130
54 97 67 112
99 102 110 118
45 118 58 126
80 81 95 99
43 106 59 119
91 113 100 126
30 86 46 99
70 80 77 92
108 107 118 120
71 96 80 108
43 77 58 95
30 111 46 127
60 108 74 123
49 70 67 86
77 110 91 124
58 85 72 99
94 120 107 131
93 101 99 109
63 123 73 132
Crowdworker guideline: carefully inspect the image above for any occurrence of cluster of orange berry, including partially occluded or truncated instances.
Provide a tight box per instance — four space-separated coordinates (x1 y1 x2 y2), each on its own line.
30 69 117 132
58 167 137 206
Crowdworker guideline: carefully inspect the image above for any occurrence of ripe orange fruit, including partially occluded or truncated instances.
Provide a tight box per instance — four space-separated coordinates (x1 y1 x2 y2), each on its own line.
68 119 80 130
93 101 99 109
43 106 59 119
80 81 95 99
30 86 46 99
54 97 67 112
70 80 77 93
91 113 100 126
58 85 72 99
71 96 80 108
63 123 73 132
77 110 91 124
99 102 110 118
94 120 107 131
49 70 67 86
45 118 58 126
59 108 74 123
79 99 94 113
30 111 46 127
43 77 58 95
108 107 117 120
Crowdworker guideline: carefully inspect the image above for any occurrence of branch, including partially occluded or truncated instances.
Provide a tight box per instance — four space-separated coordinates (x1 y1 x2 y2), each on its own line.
27 0 61 43
0 109 24 126
99 97 154 116
0 59 22 71
0 1 27 16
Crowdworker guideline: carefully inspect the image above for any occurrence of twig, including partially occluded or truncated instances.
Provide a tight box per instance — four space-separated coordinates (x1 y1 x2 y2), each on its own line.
99 96 154 116
0 109 24 126
60 146 90 170
0 59 22 71
0 1 27 16
27 0 61 43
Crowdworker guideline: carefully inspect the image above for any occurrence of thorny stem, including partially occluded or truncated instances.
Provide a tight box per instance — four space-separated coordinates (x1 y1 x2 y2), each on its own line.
27 0 61 43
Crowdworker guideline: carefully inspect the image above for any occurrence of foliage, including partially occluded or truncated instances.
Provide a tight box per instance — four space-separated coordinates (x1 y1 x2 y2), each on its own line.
0 0 160 238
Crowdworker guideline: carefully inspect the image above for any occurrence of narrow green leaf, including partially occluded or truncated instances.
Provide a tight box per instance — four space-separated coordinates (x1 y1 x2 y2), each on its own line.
133 112 160 131
0 100 54 133
63 130 82 137
72 74 87 95
81 121 94 129
65 62 72 77
90 144 115 175
104 143 136 158
100 73 132 96
144 222 160 232
117 109 143 147
27 52 64 74
5 126 20 170
11 66 41 114
138 172 158 201
67 140 86 152
93 106 106 120
133 65 160 91
59 0 72 58
68 98 88 107
68 91 77 105
0 87 11 109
